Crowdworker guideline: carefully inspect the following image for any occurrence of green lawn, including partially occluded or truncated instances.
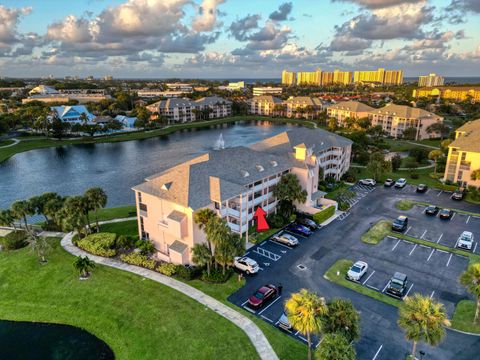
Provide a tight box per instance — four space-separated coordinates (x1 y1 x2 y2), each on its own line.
0 139 14 147
382 138 441 152
451 300 480 334
361 220 391 244
0 116 316 164
324 259 401 307
99 220 139 238
0 238 261 360
92 205 137 222
395 200 415 211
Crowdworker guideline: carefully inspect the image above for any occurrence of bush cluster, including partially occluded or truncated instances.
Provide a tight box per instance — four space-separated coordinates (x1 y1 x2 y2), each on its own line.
0 230 28 250
156 262 177 276
120 252 156 270
77 232 117 257
175 265 201 280
313 205 336 224
200 268 233 283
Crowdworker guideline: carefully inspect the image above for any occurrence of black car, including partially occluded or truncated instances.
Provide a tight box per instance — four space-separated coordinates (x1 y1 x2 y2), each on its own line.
384 179 395 187
385 272 408 298
296 217 318 231
452 188 466 200
416 184 428 193
392 216 408 232
425 205 440 216
439 208 454 219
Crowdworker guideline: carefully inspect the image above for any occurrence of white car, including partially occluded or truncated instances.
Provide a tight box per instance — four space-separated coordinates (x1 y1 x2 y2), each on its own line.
271 232 299 247
395 178 407 188
457 231 474 251
347 261 369 281
359 179 376 186
233 256 260 274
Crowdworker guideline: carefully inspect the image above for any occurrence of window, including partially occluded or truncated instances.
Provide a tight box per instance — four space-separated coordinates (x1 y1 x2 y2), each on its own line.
137 192 142 203
140 216 145 232
139 203 147 212
214 201 220 210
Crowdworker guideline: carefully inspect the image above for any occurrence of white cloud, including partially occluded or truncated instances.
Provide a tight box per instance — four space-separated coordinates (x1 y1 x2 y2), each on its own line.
192 0 225 32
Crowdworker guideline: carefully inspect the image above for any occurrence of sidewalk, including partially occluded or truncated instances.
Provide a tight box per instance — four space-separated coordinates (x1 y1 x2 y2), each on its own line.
60 232 279 360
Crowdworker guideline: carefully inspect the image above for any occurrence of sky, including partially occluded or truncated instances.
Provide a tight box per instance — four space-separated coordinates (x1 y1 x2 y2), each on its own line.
0 0 479 78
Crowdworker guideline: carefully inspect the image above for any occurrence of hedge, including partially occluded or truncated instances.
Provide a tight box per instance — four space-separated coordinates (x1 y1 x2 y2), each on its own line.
120 252 156 270
156 262 177 276
77 232 117 257
313 205 335 224
0 230 28 250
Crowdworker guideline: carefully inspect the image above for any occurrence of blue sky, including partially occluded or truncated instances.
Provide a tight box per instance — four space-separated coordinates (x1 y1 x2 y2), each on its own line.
0 0 479 78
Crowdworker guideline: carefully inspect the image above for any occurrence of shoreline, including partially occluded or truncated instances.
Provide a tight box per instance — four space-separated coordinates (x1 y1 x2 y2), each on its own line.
0 116 317 164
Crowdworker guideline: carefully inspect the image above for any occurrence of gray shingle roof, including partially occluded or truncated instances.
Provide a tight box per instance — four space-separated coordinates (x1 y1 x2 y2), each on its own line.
169 240 188 253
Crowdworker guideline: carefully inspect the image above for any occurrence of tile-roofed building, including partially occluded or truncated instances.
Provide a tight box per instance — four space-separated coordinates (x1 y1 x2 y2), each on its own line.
444 119 480 187
327 101 374 127
50 105 95 123
132 127 351 265
284 96 324 118
249 95 283 116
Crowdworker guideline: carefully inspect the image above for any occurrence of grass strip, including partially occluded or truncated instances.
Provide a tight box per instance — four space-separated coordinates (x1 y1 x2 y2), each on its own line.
395 200 415 211
450 300 480 334
361 220 391 245
92 205 137 222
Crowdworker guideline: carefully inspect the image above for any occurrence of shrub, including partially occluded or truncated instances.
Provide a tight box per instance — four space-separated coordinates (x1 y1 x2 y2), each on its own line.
175 265 201 280
338 202 350 211
313 206 335 224
410 172 419 179
135 239 156 255
266 214 285 228
77 232 117 257
0 230 28 250
116 235 136 250
201 268 233 283
156 262 177 276
120 252 156 270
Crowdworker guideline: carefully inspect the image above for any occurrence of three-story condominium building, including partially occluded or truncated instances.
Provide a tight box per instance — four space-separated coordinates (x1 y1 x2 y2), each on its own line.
444 119 480 187
326 101 374 126
132 128 352 265
249 95 283 116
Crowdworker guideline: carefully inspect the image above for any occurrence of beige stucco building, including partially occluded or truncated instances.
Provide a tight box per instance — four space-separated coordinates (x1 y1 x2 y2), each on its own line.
132 128 352 265
444 119 480 187
327 101 374 126
249 95 283 116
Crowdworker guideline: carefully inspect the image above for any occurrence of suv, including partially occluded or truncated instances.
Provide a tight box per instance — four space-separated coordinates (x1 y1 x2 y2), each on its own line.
385 272 408 298
452 188 466 200
233 256 260 274
384 179 395 187
395 178 407 188
416 184 428 193
359 178 376 186
425 205 440 216
296 217 318 231
457 231 474 251
392 216 408 232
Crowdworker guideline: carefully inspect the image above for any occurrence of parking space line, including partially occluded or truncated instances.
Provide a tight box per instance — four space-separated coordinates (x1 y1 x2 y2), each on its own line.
363 270 376 285
243 306 256 314
268 240 293 250
437 233 443 243
298 335 308 342
437 190 443 197
430 290 435 299
367 284 380 291
451 212 456 220
381 282 389 293
294 330 300 336
437 249 449 253
426 189 431 194
409 244 417 256
427 249 435 261
261 315 274 323
315 338 324 349
391 239 401 251
454 237 460 249
372 345 383 360
455 254 469 259
420 230 427 239
474 242 478 253
405 283 414 297
446 253 453 267
241 300 249 306
466 216 471 224
244 251 250 256
419 244 430 249
258 296 282 315
405 226 412 235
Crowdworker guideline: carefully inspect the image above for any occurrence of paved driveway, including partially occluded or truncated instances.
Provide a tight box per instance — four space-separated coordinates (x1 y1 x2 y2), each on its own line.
228 183 480 360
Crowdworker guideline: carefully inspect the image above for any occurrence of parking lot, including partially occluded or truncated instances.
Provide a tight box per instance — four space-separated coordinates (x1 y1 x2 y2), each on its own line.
229 182 480 359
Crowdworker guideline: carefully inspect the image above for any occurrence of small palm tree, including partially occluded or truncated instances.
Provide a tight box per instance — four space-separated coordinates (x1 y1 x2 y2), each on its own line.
74 256 95 278
285 289 327 360
30 234 50 263
192 243 213 275
428 150 443 176
460 263 480 323
11 200 34 231
84 187 108 232
0 209 17 229
398 293 450 359
322 298 360 342
315 333 356 360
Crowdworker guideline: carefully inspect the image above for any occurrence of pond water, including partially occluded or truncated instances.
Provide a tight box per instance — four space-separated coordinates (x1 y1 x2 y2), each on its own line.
0 121 293 208
0 320 114 359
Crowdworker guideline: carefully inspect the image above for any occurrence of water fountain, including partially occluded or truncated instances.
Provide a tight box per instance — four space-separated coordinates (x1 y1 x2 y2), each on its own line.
214 133 225 150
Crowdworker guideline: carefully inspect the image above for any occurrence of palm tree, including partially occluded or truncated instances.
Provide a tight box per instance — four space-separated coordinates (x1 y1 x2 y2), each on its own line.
74 256 95 278
460 263 480 323
30 234 50 263
315 333 356 360
428 150 443 176
322 298 360 342
193 208 217 251
59 196 88 237
84 187 108 232
397 293 450 359
0 209 17 229
192 243 213 275
285 289 328 360
272 173 308 220
11 200 34 231
215 232 244 275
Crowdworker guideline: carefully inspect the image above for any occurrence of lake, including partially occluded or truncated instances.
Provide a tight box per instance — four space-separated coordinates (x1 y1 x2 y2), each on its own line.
0 320 114 359
0 121 293 209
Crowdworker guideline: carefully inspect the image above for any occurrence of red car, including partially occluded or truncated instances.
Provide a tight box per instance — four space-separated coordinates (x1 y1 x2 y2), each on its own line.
248 284 278 309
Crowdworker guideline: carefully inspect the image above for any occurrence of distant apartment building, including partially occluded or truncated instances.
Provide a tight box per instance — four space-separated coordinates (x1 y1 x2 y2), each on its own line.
327 101 374 126
353 68 403 85
297 69 321 86
146 96 232 124
368 104 443 140
413 87 480 102
444 119 480 187
252 87 283 96
102 75 113 81
249 95 283 116
284 96 324 118
282 70 296 86
165 83 193 92
132 127 351 264
224 81 245 91
137 89 185 98
23 86 111 104
418 74 444 87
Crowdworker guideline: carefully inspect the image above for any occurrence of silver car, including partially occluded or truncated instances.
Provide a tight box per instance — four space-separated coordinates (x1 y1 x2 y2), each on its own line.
233 256 260 274
278 312 292 331
457 231 474 251
271 232 299 247
347 261 368 281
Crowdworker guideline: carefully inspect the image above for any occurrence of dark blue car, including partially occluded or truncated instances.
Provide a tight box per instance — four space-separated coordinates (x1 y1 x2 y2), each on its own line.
285 223 312 237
